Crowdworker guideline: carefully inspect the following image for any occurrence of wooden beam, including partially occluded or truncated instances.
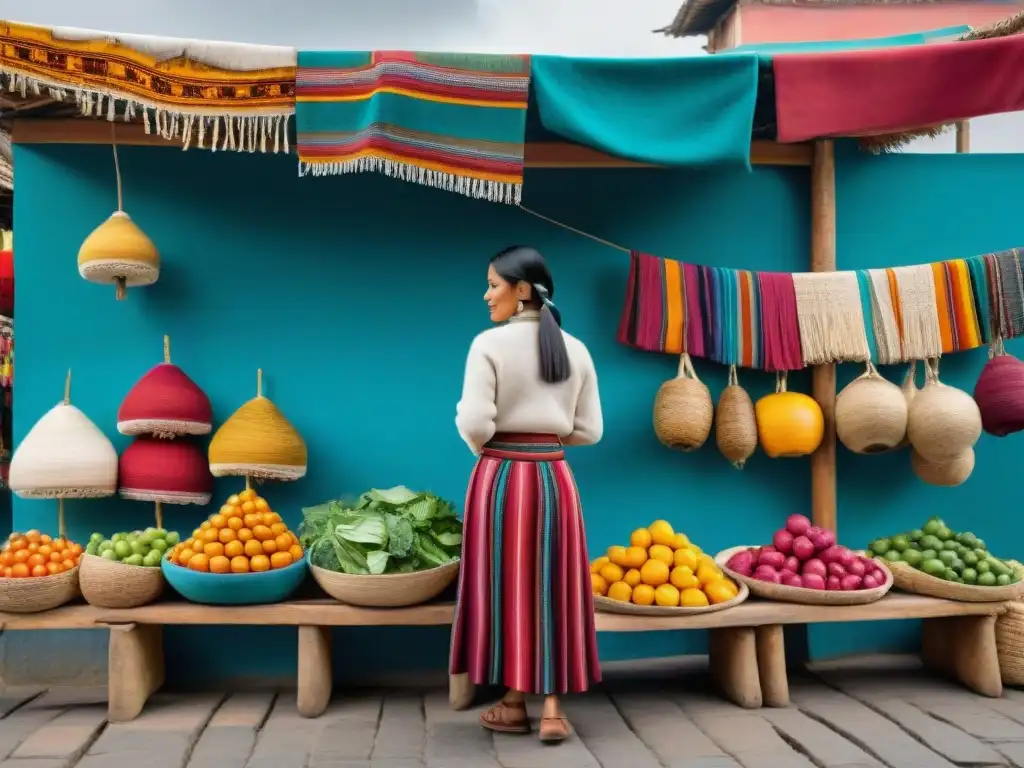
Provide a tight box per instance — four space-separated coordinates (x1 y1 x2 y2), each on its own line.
810 139 837 536
11 118 814 168
956 120 971 153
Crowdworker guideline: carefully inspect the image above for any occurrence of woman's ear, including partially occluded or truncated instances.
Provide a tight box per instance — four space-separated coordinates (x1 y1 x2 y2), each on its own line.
515 281 532 301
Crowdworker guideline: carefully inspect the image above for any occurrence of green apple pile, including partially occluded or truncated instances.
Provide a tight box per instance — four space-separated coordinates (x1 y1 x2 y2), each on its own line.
868 516 1019 587
86 528 181 568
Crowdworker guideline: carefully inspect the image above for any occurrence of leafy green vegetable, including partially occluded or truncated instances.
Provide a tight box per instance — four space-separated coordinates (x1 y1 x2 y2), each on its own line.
301 486 462 575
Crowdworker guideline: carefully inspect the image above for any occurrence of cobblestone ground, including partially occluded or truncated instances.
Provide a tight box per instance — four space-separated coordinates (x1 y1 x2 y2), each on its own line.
3 656 1024 767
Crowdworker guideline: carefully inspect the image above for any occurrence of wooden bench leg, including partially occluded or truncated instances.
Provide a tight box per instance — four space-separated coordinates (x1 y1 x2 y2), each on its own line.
107 623 164 722
297 625 332 718
756 625 789 707
922 615 1002 698
709 627 762 708
449 673 475 711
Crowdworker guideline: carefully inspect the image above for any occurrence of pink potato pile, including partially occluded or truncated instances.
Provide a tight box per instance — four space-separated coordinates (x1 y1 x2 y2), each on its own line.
725 514 887 591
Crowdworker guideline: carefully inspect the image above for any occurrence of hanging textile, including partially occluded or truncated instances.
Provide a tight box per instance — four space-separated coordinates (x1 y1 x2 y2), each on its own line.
530 54 760 169
0 21 296 152
772 34 1024 143
296 51 531 204
792 272 871 364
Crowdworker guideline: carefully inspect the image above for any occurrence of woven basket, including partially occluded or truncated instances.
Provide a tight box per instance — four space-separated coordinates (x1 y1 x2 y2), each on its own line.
997 588 1024 685
715 366 757 469
0 566 80 613
883 558 1024 602
310 560 459 607
653 353 713 452
715 546 893 606
910 447 975 487
907 358 982 462
594 580 749 616
835 362 908 454
79 553 165 608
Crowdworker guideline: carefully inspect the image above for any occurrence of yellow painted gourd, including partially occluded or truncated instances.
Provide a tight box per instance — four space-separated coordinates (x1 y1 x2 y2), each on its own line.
755 373 824 458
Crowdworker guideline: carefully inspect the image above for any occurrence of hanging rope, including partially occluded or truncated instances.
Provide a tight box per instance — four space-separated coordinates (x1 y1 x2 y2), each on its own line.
517 205 630 253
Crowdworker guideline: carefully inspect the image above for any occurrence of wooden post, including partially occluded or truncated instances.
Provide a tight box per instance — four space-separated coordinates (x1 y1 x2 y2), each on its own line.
810 140 838 535
956 121 971 154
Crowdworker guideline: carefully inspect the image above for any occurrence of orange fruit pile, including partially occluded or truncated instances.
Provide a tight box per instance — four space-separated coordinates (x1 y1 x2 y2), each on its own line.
168 488 303 574
0 530 82 578
591 520 739 608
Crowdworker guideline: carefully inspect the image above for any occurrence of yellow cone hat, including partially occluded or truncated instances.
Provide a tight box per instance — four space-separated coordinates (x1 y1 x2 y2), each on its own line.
78 211 160 299
209 394 307 482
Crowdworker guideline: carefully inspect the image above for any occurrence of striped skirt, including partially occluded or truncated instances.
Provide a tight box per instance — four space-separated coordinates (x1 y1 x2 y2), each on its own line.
449 433 601 696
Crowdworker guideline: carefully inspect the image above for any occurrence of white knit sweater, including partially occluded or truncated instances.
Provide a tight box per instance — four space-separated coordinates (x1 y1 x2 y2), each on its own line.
455 311 603 455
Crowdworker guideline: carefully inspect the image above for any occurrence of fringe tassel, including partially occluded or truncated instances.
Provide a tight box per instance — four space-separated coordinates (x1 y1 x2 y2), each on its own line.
793 271 872 365
0 71 292 155
893 264 943 360
868 269 903 364
298 156 523 205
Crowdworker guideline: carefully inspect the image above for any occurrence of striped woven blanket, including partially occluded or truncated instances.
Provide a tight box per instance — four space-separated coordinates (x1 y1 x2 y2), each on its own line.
296 51 531 204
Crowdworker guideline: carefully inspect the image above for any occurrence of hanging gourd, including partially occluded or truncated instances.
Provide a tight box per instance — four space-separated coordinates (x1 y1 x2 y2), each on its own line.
835 362 908 454
715 365 757 469
9 370 117 499
117 336 212 438
974 337 1024 437
911 447 975 487
907 358 981 462
77 131 159 300
755 372 824 458
652 353 713 452
208 369 307 481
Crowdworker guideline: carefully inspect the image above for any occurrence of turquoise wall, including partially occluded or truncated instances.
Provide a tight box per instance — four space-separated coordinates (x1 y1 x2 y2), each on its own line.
7 141 1022 685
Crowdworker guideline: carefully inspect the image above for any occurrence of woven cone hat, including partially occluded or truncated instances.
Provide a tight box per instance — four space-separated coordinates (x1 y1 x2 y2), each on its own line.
208 395 307 481
9 403 118 499
119 437 213 505
118 363 213 438
77 211 160 293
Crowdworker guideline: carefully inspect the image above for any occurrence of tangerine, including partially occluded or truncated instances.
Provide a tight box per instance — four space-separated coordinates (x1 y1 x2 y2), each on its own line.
252 525 273 542
632 584 656 605
262 512 281 526
254 498 270 511
288 545 304 562
640 559 670 587
648 520 675 547
61 558 76 571
188 553 210 572
630 528 653 549
45 562 61 575
239 489 256 502
10 563 28 578
591 573 608 595
227 494 241 505
224 540 244 558
230 556 250 573
202 528 219 544
591 556 610 574
178 548 195 566
261 539 277 555
241 501 256 515
244 539 264 558
227 517 244 531
623 568 642 587
250 554 270 572
237 528 254 542
26 553 45 569
654 583 680 607
218 528 238 544
209 555 231 574
598 563 624 584
243 513 261 529
648 544 674 565
210 514 226 529
606 581 632 602
623 546 648 569
270 551 293 569
274 533 292 552
203 542 225 558
30 564 48 577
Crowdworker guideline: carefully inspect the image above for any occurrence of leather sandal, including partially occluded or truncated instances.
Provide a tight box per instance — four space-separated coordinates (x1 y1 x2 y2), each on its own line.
480 700 531 734
539 715 572 743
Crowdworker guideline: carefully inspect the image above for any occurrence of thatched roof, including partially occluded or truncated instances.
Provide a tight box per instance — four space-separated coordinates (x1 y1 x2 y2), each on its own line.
660 0 972 39
960 8 1024 39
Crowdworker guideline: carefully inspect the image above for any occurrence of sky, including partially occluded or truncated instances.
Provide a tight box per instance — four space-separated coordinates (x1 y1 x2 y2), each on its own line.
3 0 1020 152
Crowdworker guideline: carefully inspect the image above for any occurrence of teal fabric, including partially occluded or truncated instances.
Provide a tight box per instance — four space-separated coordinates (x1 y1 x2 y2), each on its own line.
530 54 760 169
729 24 970 59
855 270 879 363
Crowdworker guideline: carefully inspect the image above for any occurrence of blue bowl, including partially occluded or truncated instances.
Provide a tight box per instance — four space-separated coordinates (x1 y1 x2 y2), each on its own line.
161 556 308 606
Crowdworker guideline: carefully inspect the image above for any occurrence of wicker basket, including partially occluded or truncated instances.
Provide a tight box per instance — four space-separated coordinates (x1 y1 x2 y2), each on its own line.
310 560 459 607
997 601 1024 685
883 558 1024 602
79 553 165 608
715 546 893 606
653 353 713 452
594 580 749 616
0 566 80 613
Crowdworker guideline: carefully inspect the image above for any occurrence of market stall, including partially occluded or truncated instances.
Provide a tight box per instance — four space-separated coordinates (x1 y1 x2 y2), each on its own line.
2 15 1024 716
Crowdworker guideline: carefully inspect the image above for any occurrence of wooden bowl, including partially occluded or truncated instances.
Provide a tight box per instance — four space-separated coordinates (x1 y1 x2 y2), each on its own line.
594 580 749 616
715 546 893 606
0 566 79 613
309 559 459 607
79 553 165 608
882 557 1024 603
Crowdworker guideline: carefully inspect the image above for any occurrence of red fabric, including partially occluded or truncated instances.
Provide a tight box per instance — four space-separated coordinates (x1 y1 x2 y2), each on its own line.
119 437 213 496
773 36 1024 143
118 363 212 427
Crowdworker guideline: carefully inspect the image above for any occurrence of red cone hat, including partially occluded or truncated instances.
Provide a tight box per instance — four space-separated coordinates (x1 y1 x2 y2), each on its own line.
119 437 213 505
118 363 212 438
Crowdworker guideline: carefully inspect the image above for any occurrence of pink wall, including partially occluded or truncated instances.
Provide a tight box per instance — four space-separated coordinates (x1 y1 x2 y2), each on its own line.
739 3 1024 44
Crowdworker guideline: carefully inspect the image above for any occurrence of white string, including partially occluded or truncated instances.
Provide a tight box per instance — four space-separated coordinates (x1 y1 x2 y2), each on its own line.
517 205 630 253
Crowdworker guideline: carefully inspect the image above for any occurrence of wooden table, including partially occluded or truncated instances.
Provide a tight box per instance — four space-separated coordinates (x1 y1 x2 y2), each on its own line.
0 593 1008 721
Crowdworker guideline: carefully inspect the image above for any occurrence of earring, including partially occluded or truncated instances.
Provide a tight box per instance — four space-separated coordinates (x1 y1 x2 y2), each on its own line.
515 300 524 314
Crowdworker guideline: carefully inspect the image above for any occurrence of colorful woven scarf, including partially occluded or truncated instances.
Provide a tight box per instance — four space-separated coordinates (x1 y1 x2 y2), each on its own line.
0 22 296 152
296 51 531 204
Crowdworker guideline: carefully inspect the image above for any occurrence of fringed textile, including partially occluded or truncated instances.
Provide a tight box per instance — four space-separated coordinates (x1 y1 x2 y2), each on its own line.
865 270 903 364
757 272 802 371
617 252 707 358
992 248 1024 340
931 258 986 353
296 51 530 204
0 22 295 153
792 272 871 365
893 265 943 360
